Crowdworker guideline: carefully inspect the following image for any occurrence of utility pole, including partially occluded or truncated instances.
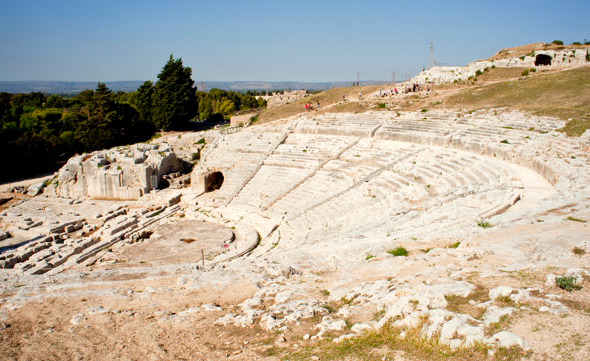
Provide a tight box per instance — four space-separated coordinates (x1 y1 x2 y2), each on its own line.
392 70 395 85
356 71 360 87
428 41 434 70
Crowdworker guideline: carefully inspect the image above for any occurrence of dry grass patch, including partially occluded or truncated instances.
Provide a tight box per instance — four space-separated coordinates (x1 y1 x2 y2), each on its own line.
270 321 524 361
257 85 382 123
487 42 588 61
445 285 489 319
473 67 531 82
445 66 590 136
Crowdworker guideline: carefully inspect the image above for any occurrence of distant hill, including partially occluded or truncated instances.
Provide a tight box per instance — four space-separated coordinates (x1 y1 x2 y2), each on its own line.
0 81 144 94
0 80 392 94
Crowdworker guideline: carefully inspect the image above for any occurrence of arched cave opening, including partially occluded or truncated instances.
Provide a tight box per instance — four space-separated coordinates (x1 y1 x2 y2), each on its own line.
205 171 224 192
535 54 552 66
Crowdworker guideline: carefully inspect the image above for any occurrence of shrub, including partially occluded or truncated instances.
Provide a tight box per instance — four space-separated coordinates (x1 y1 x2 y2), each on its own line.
572 246 585 255
477 219 492 228
500 139 510 144
475 69 483 76
377 103 386 109
530 68 536 73
521 69 529 77
572 42 581 45
551 40 564 45
388 246 408 257
421 108 428 113
555 276 582 292
566 216 587 222
195 137 206 145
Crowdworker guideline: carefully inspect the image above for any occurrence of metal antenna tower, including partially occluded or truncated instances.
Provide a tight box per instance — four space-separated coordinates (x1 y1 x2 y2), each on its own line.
392 69 395 85
428 41 434 69
201 80 205 93
356 70 360 86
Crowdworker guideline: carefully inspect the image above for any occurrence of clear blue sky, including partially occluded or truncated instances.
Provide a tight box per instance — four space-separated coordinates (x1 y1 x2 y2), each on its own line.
1 0 588 83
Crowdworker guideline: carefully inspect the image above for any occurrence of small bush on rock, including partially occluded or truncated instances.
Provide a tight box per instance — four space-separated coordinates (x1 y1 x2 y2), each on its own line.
555 276 582 292
477 219 492 228
388 247 408 257
572 246 586 255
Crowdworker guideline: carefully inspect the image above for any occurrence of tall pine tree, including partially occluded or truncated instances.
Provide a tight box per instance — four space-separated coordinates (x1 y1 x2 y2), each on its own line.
152 55 196 130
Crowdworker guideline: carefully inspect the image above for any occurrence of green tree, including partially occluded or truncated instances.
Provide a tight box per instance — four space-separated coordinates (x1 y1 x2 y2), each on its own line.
198 94 213 121
152 55 196 130
132 80 154 123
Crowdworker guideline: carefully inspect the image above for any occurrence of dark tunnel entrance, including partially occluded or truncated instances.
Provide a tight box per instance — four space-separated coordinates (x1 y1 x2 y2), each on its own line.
535 54 552 66
205 171 224 192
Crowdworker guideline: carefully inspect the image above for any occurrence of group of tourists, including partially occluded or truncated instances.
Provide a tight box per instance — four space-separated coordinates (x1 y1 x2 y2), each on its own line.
305 101 320 111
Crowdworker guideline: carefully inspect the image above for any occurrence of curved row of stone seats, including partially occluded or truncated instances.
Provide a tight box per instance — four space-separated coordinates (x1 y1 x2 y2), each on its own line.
268 167 359 217
230 165 311 210
279 171 418 241
297 116 380 137
339 138 416 168
274 160 522 248
213 221 260 263
194 110 588 259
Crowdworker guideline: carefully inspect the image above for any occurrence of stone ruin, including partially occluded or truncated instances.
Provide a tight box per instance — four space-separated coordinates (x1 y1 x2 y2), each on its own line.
258 89 308 108
1 106 590 356
44 143 184 200
410 46 590 84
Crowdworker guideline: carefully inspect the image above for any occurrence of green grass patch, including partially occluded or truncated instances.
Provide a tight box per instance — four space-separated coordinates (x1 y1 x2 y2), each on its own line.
387 246 408 257
566 216 586 223
555 276 583 292
477 219 492 228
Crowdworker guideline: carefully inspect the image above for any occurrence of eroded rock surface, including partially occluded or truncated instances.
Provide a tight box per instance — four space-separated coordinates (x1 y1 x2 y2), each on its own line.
45 143 183 200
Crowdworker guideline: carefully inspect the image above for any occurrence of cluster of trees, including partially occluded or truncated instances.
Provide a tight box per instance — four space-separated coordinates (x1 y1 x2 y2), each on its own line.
0 55 266 182
130 56 266 130
0 84 154 181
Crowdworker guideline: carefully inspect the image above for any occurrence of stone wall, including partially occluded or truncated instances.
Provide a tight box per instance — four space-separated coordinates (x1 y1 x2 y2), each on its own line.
258 90 308 108
44 143 183 200
410 47 590 84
